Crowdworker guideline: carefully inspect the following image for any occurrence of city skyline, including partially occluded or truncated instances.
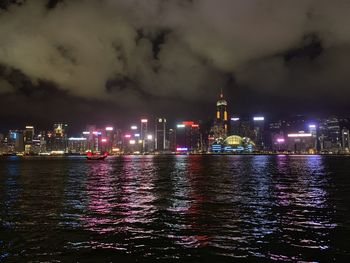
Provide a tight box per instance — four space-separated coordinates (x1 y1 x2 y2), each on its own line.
1 90 349 156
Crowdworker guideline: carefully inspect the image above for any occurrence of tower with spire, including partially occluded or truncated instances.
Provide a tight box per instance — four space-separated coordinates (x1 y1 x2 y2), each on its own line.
215 88 228 137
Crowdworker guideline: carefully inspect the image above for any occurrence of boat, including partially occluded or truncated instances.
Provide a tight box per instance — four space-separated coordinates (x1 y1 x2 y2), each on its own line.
86 151 108 160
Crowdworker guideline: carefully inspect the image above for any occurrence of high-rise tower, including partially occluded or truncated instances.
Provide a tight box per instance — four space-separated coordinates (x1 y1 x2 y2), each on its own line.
216 89 228 136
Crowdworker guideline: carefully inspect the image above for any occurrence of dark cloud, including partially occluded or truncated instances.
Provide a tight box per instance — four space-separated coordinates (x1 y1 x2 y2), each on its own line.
1 0 350 130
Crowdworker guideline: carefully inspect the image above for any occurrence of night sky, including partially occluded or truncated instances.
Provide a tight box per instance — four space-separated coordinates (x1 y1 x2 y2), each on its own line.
1 0 350 132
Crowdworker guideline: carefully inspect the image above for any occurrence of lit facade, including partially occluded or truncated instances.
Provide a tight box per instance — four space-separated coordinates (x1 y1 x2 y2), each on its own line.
215 90 228 138
155 118 167 152
211 135 255 153
175 121 201 153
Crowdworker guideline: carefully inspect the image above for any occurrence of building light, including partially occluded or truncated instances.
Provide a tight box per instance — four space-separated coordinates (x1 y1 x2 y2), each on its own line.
112 148 120 152
309 124 316 129
276 138 285 143
138 140 143 144
82 131 90 135
182 121 194 126
50 150 65 155
93 131 101 135
130 140 136 145
158 118 163 122
176 147 188 151
131 125 138 130
177 124 185 128
253 117 265 121
141 119 148 123
68 137 87 141
231 118 240 121
25 126 34 129
101 138 107 143
134 133 140 137
125 134 131 138
191 124 199 128
147 135 153 140
105 127 114 131
287 133 312 138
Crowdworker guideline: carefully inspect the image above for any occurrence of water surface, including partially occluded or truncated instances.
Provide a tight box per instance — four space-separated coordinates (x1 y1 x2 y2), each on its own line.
0 155 350 262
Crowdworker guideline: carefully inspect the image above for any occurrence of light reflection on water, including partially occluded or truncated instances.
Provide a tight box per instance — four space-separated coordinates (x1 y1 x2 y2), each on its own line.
0 155 350 261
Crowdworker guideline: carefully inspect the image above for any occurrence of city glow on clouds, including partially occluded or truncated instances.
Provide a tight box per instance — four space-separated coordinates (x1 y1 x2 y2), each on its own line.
1 0 350 107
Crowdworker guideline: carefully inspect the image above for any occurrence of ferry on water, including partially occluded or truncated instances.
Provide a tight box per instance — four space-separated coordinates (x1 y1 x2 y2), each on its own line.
86 151 108 160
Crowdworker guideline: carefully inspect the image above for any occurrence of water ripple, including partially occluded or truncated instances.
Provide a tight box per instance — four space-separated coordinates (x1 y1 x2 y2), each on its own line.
0 155 350 261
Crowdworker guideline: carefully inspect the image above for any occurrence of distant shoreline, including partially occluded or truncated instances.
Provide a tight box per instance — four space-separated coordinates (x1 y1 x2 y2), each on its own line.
1 153 350 157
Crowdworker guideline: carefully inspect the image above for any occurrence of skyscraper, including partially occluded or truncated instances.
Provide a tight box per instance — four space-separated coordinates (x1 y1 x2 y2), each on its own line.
155 118 167 152
210 89 228 144
15 131 24 153
253 116 266 150
46 123 68 152
140 119 148 153
342 128 350 150
24 125 35 154
216 89 228 136
24 126 34 143
175 121 200 153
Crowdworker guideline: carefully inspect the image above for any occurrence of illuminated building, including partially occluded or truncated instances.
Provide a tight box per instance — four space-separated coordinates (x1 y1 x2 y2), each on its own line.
140 119 148 153
15 131 24 153
169 128 176 152
223 135 255 153
213 89 228 140
67 137 88 154
8 130 17 153
146 134 155 152
24 126 34 143
269 120 286 151
175 121 200 153
0 133 4 154
229 117 240 135
104 126 114 152
229 117 255 140
111 128 123 154
319 118 342 153
341 128 350 150
253 116 266 151
26 139 41 155
54 123 67 137
155 118 167 152
211 135 255 153
286 131 316 153
23 126 35 154
46 123 68 152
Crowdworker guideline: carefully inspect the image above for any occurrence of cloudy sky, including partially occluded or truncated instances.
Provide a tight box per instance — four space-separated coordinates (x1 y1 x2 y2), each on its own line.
1 0 350 130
